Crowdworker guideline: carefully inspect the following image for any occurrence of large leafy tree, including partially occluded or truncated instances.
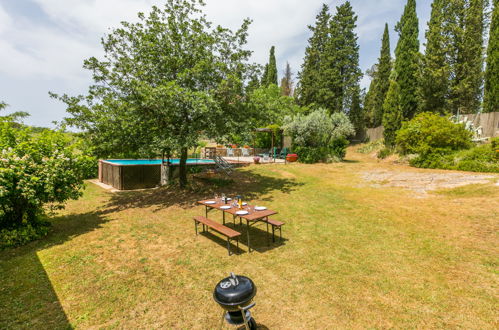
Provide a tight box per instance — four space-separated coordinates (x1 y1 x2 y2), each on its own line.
296 4 331 107
247 84 301 127
365 23 392 126
394 0 420 120
484 0 498 112
323 1 362 114
53 0 254 187
420 0 450 114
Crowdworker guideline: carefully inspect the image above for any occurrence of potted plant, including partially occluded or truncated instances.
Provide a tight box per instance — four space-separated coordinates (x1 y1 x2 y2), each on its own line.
253 156 260 164
286 153 298 162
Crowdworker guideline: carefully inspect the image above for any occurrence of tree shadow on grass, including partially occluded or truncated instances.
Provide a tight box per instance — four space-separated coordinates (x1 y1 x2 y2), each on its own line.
0 211 110 329
104 168 303 213
198 219 287 255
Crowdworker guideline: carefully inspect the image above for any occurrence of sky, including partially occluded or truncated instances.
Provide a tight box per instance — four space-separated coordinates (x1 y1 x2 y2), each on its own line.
0 0 433 128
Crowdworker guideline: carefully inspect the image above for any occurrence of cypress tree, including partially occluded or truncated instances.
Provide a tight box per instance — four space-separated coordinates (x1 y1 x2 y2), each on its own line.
484 0 499 112
323 1 362 114
368 23 392 126
280 62 294 96
449 0 486 114
382 80 403 147
462 0 486 113
421 0 450 114
349 86 365 136
394 0 420 120
364 72 378 127
297 4 331 107
261 64 269 86
246 74 260 95
266 46 278 86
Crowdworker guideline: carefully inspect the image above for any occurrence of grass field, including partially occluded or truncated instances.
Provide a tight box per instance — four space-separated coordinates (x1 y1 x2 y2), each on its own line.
1 148 498 329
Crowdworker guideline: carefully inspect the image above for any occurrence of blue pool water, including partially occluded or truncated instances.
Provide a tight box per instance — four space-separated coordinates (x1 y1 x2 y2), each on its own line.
105 159 215 165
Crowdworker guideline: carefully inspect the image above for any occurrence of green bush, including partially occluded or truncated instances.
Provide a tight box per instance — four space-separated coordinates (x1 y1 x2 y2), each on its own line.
0 122 88 247
0 221 50 249
283 109 354 163
396 112 473 156
357 139 384 154
377 147 393 159
395 114 498 173
409 142 499 173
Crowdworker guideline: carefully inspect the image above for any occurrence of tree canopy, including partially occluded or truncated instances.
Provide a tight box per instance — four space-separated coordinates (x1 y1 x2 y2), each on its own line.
394 0 420 120
296 2 362 116
484 0 498 112
53 0 256 187
365 23 392 127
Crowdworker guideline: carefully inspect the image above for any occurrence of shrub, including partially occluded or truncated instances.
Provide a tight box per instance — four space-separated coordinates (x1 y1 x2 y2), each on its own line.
409 142 499 173
377 147 393 159
0 221 50 249
357 139 384 154
396 112 473 156
0 122 88 247
283 109 354 163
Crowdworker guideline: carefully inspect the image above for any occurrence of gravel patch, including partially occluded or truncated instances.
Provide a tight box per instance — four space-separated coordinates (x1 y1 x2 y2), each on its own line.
362 170 498 194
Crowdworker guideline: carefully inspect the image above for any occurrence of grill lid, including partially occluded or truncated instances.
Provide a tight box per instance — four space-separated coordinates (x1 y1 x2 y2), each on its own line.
213 273 256 306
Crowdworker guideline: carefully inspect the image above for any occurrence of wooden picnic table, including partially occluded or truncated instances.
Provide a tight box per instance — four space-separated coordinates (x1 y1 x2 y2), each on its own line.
197 199 278 253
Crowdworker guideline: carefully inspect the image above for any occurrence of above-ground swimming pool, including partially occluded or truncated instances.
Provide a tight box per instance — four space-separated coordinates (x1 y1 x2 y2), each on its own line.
99 159 215 190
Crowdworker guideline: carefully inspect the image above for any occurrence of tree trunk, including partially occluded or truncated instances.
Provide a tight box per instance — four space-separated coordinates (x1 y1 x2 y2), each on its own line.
179 147 188 188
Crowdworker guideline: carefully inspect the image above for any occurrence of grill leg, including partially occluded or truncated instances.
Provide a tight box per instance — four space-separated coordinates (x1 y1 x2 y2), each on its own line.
220 311 226 330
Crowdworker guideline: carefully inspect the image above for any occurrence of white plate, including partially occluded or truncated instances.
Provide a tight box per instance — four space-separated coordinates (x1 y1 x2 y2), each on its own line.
242 202 247 206
236 210 249 215
254 206 267 211
204 201 216 204
220 205 231 210
226 198 232 201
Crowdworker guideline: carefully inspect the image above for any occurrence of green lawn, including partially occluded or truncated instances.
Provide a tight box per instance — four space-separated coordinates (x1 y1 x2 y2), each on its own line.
1 152 498 329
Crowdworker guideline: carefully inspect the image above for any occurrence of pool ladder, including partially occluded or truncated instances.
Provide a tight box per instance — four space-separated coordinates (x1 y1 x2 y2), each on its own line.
214 155 234 175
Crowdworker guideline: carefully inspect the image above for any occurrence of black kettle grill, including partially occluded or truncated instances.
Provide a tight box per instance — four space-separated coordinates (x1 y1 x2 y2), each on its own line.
213 273 257 329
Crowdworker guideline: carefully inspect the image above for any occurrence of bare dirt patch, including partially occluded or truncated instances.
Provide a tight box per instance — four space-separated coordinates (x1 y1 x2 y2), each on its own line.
362 169 498 194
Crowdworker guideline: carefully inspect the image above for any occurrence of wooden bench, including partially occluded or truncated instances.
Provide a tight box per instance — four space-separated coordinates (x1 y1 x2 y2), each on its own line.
193 216 241 255
266 218 285 242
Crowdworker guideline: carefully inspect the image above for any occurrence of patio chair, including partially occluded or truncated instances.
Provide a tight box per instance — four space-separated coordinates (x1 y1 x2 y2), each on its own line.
259 147 279 159
278 147 289 159
241 148 250 157
226 148 235 157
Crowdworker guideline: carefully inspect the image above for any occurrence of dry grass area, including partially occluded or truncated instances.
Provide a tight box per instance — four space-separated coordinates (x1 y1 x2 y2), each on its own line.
1 147 498 329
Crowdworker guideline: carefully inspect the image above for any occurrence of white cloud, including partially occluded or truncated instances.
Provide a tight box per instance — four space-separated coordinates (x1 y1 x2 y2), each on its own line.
0 0 433 127
0 4 11 34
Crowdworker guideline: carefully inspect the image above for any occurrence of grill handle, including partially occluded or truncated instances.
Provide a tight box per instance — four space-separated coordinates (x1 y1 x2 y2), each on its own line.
229 272 239 286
